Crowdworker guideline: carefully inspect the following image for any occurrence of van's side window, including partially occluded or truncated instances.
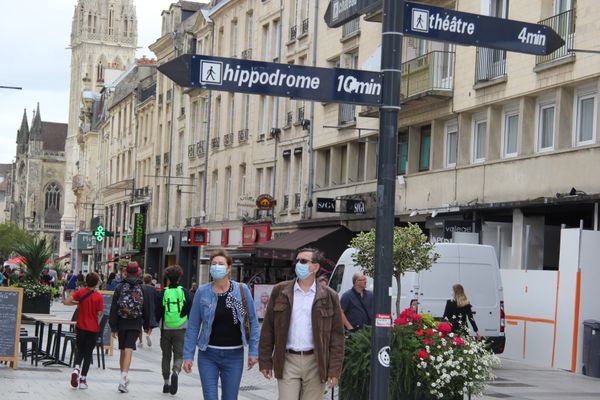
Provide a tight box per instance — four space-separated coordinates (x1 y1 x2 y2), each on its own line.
329 264 345 293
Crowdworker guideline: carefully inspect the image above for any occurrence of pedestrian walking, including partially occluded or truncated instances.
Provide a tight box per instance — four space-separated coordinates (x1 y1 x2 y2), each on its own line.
259 247 345 400
139 273 158 348
340 272 373 332
443 283 481 338
156 265 193 395
63 272 104 390
65 270 77 299
183 249 260 400
108 261 153 393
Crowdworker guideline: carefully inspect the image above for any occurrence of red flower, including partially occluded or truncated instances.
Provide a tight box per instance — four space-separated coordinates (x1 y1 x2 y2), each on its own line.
423 338 433 346
453 337 465 346
415 329 424 336
418 349 429 360
394 317 410 326
426 329 435 337
399 308 416 318
438 323 452 334
412 314 423 322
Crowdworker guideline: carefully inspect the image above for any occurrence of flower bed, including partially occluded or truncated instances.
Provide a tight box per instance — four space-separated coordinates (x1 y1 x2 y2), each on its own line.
341 308 500 400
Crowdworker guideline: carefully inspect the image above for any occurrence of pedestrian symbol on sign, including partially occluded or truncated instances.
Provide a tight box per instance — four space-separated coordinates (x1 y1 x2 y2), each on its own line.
200 60 222 85
412 9 429 33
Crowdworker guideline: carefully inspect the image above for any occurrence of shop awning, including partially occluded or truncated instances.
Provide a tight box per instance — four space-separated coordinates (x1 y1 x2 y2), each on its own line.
255 226 354 271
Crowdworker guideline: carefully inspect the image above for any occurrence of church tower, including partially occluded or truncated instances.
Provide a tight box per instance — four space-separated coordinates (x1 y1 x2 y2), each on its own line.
60 0 138 257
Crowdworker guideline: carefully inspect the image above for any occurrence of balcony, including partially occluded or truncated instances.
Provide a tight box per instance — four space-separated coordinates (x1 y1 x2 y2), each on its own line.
296 106 305 124
241 48 252 59
185 217 192 227
163 152 169 165
402 51 455 99
342 18 360 39
188 144 196 159
211 137 220 149
282 194 289 210
339 104 356 125
238 129 249 143
301 19 309 35
289 25 297 41
475 48 506 83
155 155 161 167
285 111 293 127
224 132 234 146
536 8 576 66
294 193 301 209
175 163 183 176
44 222 61 231
196 140 205 156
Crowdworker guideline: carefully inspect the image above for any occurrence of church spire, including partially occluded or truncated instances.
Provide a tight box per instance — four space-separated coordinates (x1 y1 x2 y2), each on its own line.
16 108 29 145
29 102 43 141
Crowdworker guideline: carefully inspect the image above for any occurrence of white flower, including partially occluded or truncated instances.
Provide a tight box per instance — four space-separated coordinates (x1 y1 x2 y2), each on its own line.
416 382 422 387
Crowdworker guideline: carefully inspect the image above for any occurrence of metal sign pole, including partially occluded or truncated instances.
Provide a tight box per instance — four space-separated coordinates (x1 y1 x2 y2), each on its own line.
370 1 403 399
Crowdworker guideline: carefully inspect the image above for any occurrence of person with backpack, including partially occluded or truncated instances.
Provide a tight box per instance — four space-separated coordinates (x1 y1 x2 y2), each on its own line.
108 261 153 393
63 272 104 390
156 265 193 395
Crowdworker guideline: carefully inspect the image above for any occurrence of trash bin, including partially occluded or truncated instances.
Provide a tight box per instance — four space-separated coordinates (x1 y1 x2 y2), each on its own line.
582 320 600 377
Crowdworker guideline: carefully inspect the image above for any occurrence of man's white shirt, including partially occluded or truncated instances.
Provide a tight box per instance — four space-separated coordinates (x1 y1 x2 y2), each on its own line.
286 280 316 351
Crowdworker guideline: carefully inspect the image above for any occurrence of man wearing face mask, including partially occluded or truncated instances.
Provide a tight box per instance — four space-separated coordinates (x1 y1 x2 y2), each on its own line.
259 247 345 400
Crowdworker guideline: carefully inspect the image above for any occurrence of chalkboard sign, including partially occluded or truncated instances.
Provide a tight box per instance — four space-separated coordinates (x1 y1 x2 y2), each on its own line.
99 290 114 355
0 287 23 368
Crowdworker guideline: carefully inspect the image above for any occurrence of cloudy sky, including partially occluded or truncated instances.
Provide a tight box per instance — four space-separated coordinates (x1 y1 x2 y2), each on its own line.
0 0 200 165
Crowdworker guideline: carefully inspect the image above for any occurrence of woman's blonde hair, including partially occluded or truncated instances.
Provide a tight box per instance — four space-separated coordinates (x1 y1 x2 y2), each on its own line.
453 284 469 308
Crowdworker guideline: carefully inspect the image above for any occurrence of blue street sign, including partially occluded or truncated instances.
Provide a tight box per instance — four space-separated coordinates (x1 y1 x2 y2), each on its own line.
403 1 564 56
158 54 383 106
324 0 382 28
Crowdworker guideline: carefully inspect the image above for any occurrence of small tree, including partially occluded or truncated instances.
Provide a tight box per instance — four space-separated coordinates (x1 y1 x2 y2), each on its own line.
350 223 439 315
14 236 53 284
0 223 32 260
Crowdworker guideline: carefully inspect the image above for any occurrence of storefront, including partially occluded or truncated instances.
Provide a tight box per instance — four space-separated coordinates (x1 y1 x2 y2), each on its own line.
145 231 181 284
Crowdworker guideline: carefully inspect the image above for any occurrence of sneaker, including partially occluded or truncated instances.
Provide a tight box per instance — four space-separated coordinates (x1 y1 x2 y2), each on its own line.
118 382 129 393
163 384 170 394
79 378 88 390
146 334 152 347
169 372 178 395
70 369 80 388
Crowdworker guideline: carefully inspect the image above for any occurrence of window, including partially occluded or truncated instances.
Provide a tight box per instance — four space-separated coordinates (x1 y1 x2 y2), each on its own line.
419 125 431 171
239 164 247 195
575 93 596 145
445 121 458 167
256 168 264 194
537 104 555 151
228 95 235 134
503 111 519 157
211 171 218 217
357 141 366 181
397 132 408 175
44 182 61 211
224 167 232 218
230 20 238 57
472 117 487 162
324 149 331 187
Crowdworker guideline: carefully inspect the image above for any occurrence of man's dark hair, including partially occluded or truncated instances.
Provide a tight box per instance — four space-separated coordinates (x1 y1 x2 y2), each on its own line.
86 272 99 288
209 249 233 266
164 265 183 285
297 247 325 266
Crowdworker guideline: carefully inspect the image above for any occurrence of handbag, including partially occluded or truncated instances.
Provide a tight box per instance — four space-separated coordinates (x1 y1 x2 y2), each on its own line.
239 283 251 340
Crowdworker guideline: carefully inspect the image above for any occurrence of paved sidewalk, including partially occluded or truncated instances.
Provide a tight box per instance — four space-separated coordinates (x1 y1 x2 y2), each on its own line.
3 301 600 399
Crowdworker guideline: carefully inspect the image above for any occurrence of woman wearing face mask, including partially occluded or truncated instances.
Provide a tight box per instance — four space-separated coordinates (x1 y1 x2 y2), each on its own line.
182 249 260 400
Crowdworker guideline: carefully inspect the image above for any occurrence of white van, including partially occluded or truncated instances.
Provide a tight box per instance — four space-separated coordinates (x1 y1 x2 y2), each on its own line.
328 243 506 353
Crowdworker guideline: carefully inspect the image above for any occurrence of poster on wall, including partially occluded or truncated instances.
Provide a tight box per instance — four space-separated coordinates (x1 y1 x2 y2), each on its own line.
253 284 275 320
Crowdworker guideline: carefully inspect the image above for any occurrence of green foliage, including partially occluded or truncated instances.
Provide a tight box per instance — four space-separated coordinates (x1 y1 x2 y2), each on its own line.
14 236 53 284
0 223 31 260
340 328 372 400
11 280 52 299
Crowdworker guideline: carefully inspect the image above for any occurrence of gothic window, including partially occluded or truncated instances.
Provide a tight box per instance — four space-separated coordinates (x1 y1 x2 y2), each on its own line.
45 182 61 211
108 8 114 35
97 62 104 82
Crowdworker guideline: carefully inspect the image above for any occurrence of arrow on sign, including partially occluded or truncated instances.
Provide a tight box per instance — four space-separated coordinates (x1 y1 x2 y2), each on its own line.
404 1 564 55
158 54 383 106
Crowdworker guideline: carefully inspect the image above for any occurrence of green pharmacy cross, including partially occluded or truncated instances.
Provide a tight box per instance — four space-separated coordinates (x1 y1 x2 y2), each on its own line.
94 225 106 242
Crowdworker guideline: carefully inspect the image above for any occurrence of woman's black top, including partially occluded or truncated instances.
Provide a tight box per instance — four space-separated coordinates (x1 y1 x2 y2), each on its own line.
208 285 242 347
443 300 478 333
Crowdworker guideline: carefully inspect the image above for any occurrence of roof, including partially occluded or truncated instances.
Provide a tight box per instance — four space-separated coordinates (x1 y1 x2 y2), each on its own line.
41 121 68 151
180 1 206 12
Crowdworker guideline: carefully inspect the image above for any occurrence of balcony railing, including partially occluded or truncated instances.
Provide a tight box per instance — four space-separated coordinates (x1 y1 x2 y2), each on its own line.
475 48 506 82
175 163 183 176
536 8 576 65
241 48 252 59
282 194 289 210
185 217 192 227
211 137 220 149
339 104 356 125
196 141 205 156
294 193 301 209
301 18 309 35
342 18 360 38
188 144 195 159
44 222 61 231
401 51 455 98
238 129 249 143
297 106 305 124
285 111 293 127
224 132 234 146
289 25 297 41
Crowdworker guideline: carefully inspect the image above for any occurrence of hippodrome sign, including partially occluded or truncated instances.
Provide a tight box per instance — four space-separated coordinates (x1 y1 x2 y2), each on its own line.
158 54 383 106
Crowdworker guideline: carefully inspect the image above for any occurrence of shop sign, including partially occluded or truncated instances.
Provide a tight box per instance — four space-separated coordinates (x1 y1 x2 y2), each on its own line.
133 212 145 252
316 197 336 213
443 221 473 239
346 199 366 214
74 232 95 250
191 228 209 246
237 194 256 207
242 223 272 246
256 194 276 210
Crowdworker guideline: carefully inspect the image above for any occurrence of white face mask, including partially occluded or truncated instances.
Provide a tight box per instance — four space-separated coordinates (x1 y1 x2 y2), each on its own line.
210 264 228 280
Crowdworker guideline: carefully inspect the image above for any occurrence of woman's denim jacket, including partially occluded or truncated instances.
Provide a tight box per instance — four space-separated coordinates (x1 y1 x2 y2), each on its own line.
183 280 260 360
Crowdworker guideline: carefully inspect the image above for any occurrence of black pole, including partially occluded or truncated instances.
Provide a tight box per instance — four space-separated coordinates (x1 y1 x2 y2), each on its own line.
370 1 403 399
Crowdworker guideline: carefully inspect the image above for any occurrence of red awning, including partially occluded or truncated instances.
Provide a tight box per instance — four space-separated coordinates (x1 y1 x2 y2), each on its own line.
4 256 25 265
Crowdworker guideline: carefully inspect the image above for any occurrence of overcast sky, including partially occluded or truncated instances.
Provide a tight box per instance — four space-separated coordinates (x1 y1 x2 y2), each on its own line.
0 0 200 165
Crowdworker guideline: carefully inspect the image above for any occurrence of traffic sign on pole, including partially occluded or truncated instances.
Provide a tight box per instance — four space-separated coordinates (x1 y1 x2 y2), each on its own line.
158 54 383 106
324 0 382 28
403 1 564 55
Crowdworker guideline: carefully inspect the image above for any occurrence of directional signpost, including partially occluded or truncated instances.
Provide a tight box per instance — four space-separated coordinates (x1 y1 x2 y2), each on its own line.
158 54 382 106
324 0 382 28
403 1 564 55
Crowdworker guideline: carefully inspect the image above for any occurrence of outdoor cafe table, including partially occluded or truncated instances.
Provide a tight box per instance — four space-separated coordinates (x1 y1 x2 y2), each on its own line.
22 313 76 367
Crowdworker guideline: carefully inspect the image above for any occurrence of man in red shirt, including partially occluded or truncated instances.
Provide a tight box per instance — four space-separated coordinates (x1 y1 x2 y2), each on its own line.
63 272 104 389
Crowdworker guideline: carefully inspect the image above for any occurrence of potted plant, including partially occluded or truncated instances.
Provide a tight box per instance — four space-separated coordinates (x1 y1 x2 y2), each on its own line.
341 308 500 400
12 236 54 314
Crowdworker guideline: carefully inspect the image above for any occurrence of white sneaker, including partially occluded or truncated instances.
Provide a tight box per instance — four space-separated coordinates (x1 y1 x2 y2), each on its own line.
70 369 80 388
118 382 129 393
79 379 88 390
146 334 152 347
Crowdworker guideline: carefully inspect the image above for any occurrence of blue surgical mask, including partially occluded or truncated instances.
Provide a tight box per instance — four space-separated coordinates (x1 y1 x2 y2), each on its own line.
210 264 228 280
295 262 312 280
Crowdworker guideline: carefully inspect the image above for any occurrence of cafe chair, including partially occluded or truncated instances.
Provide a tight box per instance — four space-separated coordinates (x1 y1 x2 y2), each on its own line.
19 328 39 365
95 315 109 370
